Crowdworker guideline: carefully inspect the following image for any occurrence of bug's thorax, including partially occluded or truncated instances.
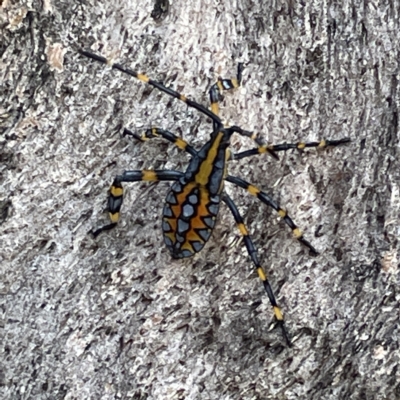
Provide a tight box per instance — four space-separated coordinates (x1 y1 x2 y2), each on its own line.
188 129 231 194
161 129 231 259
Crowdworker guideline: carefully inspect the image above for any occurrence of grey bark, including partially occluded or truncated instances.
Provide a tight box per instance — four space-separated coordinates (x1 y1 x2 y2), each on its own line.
1 1 399 399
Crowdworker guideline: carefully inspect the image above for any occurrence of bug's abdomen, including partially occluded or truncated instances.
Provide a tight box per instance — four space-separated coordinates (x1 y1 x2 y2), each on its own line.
162 180 221 258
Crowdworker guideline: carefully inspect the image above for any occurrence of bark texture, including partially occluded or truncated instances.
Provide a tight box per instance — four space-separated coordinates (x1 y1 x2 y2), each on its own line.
1 1 399 399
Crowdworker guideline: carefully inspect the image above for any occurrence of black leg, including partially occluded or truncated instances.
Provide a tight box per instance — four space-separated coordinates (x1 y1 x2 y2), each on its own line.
234 137 351 161
79 50 223 127
222 193 291 346
225 175 318 256
123 127 198 156
209 63 243 130
227 126 279 160
91 170 183 237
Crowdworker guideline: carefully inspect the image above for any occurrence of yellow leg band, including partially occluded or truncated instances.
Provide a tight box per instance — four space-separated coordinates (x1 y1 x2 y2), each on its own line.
237 223 248 236
211 102 219 114
142 171 158 181
247 185 260 196
293 228 302 238
258 146 268 154
109 212 120 223
274 306 283 321
110 186 123 197
137 73 149 83
278 209 287 218
257 267 267 281
175 138 187 150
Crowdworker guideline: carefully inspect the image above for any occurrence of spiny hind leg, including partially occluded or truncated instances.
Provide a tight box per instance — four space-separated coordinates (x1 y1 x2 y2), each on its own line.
222 193 291 346
91 170 183 237
225 175 318 256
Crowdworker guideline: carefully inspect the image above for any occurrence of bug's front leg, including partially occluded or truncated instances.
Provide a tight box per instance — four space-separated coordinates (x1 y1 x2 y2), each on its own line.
209 63 244 130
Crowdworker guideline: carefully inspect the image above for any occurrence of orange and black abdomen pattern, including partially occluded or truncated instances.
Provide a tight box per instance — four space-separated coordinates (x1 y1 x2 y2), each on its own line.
161 129 229 259
162 180 220 258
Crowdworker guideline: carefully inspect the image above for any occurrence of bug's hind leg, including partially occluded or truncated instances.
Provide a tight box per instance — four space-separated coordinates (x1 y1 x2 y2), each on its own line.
225 175 319 256
123 128 198 156
209 63 244 130
222 193 291 346
91 170 183 237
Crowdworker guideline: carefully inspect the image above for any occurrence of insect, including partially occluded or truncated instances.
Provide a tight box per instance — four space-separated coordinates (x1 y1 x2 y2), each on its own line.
80 49 350 346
